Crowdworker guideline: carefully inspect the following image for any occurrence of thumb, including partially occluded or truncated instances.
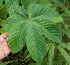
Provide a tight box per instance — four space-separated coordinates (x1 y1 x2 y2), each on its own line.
1 33 9 39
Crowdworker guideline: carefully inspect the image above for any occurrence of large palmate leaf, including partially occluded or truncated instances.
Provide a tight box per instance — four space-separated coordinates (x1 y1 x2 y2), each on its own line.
5 0 20 15
3 4 63 63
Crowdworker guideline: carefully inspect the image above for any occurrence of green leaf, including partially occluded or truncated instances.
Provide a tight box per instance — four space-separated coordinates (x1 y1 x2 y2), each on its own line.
0 6 8 19
24 54 31 61
8 27 25 53
41 44 50 65
36 0 51 5
63 23 70 38
28 4 62 43
5 0 20 15
28 63 38 65
48 43 55 65
58 45 70 63
0 61 13 65
59 43 70 50
3 4 63 63
46 44 50 53
67 43 70 46
49 0 65 9
29 4 63 24
45 4 56 10
0 0 3 6
25 21 46 63
22 0 38 9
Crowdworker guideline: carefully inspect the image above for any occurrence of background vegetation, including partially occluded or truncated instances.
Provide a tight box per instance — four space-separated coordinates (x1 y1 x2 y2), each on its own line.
0 0 70 65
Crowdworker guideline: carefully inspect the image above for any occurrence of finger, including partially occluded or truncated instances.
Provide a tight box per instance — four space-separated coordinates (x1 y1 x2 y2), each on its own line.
0 46 6 60
3 43 11 56
6 37 8 42
0 51 6 60
0 36 4 43
4 46 11 56
1 33 9 39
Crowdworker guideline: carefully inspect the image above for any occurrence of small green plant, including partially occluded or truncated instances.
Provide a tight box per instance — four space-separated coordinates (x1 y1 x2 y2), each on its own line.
0 0 70 65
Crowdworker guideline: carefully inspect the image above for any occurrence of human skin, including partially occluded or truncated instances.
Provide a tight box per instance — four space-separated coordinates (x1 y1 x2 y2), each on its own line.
0 33 11 60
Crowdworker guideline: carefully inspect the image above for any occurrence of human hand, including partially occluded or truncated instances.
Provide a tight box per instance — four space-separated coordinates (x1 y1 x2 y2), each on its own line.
0 33 11 60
